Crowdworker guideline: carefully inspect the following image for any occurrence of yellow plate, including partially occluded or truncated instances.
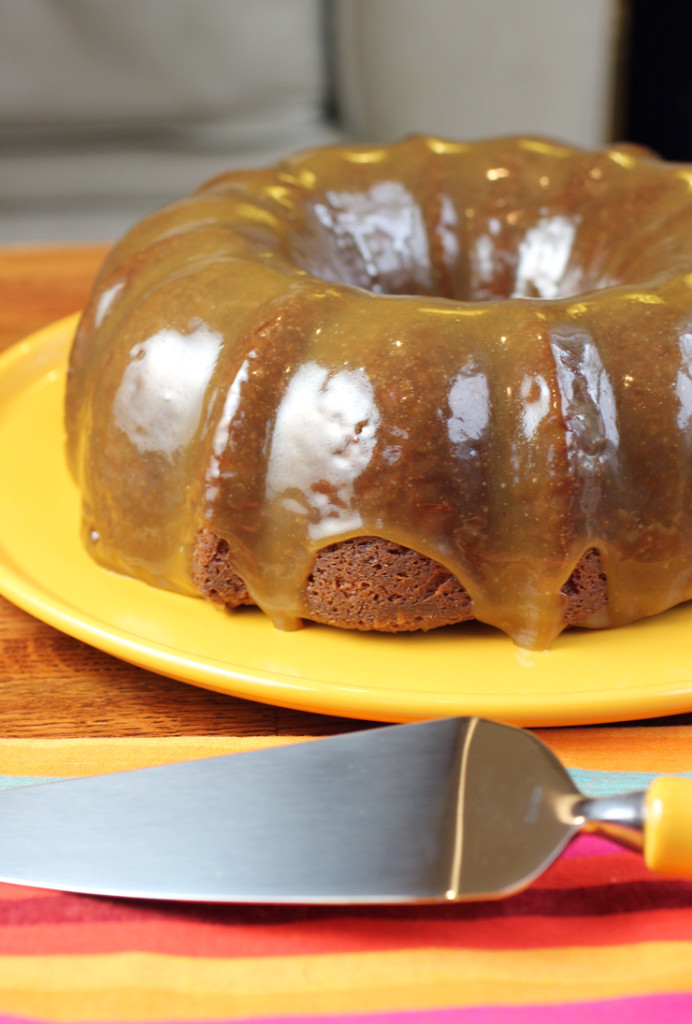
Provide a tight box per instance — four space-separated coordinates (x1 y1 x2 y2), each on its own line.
2 314 692 726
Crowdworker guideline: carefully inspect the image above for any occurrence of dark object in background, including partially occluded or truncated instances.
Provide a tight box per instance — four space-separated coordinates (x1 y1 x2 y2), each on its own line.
622 0 692 160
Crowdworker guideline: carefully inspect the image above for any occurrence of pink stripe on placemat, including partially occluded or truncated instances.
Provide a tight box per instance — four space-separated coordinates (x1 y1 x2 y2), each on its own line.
560 832 623 858
1 992 691 1024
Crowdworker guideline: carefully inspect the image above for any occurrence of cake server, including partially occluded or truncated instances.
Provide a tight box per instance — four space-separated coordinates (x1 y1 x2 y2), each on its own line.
0 717 690 903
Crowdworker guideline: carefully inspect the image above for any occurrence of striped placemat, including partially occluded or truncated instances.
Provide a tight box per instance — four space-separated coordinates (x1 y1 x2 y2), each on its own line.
0 733 689 1023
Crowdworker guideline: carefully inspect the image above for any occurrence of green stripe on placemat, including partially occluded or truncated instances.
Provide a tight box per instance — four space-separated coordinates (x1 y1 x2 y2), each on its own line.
0 776 63 790
569 768 692 796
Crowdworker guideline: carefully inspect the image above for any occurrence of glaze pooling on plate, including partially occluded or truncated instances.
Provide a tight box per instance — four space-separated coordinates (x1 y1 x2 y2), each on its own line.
65 135 692 647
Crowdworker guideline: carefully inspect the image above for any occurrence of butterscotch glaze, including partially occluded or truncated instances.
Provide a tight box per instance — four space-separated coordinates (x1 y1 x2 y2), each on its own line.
66 135 692 648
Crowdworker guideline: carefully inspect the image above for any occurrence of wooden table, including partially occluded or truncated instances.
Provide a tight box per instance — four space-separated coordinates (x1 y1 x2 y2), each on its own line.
1 244 690 756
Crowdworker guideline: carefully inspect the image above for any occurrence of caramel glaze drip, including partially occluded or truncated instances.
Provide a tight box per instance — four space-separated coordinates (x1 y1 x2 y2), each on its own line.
65 135 692 649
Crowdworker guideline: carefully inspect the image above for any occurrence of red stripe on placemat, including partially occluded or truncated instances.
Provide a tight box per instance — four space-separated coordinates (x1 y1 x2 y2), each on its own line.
0 879 690 956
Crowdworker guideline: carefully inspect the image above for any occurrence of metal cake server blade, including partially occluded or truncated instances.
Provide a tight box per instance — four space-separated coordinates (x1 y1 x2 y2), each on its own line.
0 717 690 903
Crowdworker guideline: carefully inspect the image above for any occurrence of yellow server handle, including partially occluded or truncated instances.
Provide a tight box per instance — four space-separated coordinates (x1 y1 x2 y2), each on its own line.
644 777 692 877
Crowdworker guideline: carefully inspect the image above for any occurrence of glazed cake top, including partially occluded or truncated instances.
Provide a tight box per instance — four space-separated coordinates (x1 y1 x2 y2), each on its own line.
66 135 692 648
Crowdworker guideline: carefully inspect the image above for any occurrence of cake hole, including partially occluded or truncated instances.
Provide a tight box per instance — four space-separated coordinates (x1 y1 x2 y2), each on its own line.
290 171 674 303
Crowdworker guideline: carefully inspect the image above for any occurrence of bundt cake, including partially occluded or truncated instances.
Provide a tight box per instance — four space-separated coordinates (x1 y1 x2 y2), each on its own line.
65 135 692 649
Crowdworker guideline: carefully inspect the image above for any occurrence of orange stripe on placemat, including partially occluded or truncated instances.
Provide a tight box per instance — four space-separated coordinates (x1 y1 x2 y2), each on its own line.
536 724 692 772
1 727 690 778
0 736 303 778
0 944 691 1021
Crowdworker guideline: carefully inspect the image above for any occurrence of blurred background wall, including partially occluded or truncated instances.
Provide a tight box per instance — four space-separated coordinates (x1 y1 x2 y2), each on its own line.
0 0 669 243
333 0 619 146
